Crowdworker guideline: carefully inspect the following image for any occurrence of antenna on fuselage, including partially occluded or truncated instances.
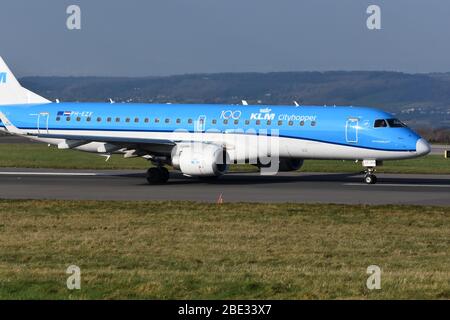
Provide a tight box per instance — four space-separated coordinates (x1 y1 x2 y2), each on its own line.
294 101 300 107
241 100 248 106
55 99 60 103
109 98 115 104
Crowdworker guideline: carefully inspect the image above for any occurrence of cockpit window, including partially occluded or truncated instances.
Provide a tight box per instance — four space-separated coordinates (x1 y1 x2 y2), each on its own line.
374 119 388 128
386 118 407 128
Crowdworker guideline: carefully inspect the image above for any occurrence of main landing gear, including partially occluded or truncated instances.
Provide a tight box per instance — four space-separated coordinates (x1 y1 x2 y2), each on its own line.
146 166 169 184
362 160 381 185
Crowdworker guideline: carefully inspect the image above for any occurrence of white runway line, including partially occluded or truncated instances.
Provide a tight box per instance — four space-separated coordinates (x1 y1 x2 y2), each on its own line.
0 171 102 176
344 183 450 188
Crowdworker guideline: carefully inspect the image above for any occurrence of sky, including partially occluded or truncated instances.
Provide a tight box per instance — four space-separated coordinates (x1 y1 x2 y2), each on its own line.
1 0 449 77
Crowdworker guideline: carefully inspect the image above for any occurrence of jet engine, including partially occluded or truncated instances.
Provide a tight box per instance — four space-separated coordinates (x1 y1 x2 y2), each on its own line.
171 143 229 177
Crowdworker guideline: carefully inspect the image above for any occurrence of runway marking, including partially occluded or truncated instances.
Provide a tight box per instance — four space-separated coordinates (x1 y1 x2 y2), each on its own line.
344 183 450 188
0 171 102 176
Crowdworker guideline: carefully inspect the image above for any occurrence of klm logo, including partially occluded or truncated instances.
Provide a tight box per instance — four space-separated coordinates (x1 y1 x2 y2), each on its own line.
0 72 6 84
250 108 275 121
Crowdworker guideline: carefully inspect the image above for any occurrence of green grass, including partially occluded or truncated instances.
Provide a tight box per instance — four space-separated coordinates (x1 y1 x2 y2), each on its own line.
0 200 448 299
0 143 449 174
0 143 148 169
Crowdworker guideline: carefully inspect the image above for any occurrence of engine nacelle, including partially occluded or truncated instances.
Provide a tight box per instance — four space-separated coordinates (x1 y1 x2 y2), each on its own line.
171 143 229 176
278 158 304 172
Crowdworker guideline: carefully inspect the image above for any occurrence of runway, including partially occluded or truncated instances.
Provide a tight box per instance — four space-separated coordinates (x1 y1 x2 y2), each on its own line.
0 168 449 205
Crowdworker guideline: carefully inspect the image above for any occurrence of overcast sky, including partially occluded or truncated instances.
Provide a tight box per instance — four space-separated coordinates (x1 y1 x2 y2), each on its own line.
1 0 449 76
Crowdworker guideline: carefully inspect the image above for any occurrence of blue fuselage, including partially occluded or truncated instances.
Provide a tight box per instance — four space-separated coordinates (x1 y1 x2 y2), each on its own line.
0 103 422 153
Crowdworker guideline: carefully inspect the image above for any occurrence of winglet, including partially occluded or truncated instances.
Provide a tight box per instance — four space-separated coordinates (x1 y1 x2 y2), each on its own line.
0 111 24 135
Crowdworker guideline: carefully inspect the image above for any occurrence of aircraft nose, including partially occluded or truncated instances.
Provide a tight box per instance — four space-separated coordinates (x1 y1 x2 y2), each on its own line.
416 138 431 156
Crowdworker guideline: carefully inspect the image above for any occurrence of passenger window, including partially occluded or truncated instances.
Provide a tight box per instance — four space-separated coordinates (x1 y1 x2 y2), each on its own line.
234 120 239 125
288 121 293 126
212 119 217 125
86 117 91 122
144 118 149 123
374 119 387 128
176 119 181 124
256 120 261 125
76 117 81 122
56 117 60 121
311 121 316 127
267 120 271 125
300 121 304 126
107 117 111 122
278 120 282 126
223 119 228 125
245 120 250 125
188 119 193 124
134 118 139 123
97 117 101 122
115 117 120 122
125 118 130 123
165 118 170 123
155 118 160 123
66 117 71 121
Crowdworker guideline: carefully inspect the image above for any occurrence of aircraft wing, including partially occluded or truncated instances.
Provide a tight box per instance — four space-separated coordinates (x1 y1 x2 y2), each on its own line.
1 110 176 156
32 132 176 156
32 133 176 146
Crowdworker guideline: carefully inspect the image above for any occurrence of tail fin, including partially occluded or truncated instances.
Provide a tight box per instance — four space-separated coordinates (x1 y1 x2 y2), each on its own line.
0 56 50 105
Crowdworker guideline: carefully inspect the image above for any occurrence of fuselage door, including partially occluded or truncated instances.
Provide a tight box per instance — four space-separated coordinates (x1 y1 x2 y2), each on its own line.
345 118 359 143
37 112 50 134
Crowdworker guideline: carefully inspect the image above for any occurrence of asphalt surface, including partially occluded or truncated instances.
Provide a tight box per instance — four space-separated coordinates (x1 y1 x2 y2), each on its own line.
0 168 449 205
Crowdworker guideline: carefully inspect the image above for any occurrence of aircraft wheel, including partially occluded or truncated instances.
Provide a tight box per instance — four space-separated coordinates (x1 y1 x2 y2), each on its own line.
147 167 163 184
159 167 170 183
364 174 377 185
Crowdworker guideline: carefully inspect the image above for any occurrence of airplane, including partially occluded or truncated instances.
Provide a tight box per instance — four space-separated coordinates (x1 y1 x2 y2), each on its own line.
0 56 431 185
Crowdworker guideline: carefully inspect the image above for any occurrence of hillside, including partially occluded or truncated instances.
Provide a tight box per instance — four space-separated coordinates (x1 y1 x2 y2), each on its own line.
20 71 450 129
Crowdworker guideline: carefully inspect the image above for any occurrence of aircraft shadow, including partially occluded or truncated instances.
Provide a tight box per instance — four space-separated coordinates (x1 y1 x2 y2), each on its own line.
116 171 450 187
118 171 361 186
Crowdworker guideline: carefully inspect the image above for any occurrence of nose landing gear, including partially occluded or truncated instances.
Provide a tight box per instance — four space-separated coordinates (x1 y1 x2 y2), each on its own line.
362 160 381 185
364 171 377 185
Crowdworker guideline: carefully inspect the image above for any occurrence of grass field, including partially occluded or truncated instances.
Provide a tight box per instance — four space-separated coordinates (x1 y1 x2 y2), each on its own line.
0 200 448 299
0 143 449 174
